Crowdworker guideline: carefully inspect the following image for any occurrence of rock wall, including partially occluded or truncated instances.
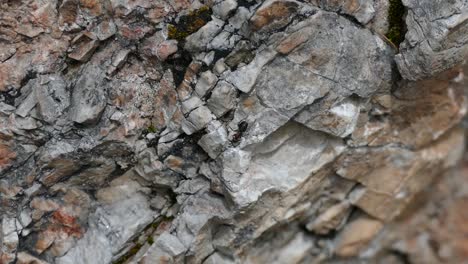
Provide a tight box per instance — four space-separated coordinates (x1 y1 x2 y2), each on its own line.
0 0 467 263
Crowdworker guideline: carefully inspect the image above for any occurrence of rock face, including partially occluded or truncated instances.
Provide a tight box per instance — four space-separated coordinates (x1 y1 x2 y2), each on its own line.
0 0 467 264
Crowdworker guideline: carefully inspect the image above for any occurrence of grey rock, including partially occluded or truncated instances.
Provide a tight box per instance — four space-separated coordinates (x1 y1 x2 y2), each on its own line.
185 17 225 52
35 75 69 124
181 106 215 135
396 0 468 80
294 97 361 138
213 0 238 20
222 122 345 206
203 252 235 264
195 71 218 98
70 65 107 125
93 20 117 41
198 121 229 159
313 0 376 24
57 179 155 264
225 46 277 93
15 91 37 118
207 81 237 117
181 96 204 114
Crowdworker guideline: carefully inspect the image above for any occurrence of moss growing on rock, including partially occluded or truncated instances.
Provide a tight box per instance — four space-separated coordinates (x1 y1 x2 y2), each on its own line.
168 6 212 41
113 243 143 264
386 0 406 46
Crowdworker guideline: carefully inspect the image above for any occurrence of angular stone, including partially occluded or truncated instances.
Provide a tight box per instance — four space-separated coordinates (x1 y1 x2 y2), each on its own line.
35 75 69 124
181 96 204 114
294 97 360 138
225 47 277 93
222 122 345 207
198 121 228 159
396 0 468 80
15 91 37 118
16 252 48 264
335 214 383 257
207 81 237 117
93 20 117 41
181 106 214 135
69 64 107 125
68 36 99 62
306 201 351 235
195 71 218 98
213 0 238 20
250 0 300 32
152 71 179 130
314 0 376 24
185 17 225 52
203 252 234 264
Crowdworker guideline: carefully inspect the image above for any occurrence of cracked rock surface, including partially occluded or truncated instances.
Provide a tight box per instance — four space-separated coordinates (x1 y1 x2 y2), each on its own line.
0 0 467 263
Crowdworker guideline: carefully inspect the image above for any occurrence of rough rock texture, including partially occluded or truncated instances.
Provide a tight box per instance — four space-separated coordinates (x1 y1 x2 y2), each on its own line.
0 0 467 263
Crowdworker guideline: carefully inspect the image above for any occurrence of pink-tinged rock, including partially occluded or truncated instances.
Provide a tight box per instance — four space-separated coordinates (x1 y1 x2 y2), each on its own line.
35 229 56 254
68 34 99 62
0 142 16 173
152 71 179 130
16 252 48 264
30 197 60 212
157 40 178 61
93 20 117 40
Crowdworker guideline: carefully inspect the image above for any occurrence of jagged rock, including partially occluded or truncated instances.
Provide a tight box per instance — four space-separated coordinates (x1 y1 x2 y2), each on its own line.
207 81 237 117
212 0 238 20
334 214 384 257
185 17 225 52
17 251 49 264
35 75 69 123
195 71 218 97
396 0 468 80
306 201 352 235
68 34 99 62
69 64 107 124
181 106 215 135
92 20 117 41
1 0 467 263
198 121 229 159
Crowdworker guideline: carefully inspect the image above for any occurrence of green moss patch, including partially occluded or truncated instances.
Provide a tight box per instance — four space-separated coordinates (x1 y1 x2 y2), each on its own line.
168 6 212 41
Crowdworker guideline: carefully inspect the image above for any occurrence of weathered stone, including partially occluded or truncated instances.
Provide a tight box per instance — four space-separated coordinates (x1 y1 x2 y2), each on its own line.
181 106 215 135
396 0 468 80
212 0 238 20
222 122 345 207
250 0 299 32
69 64 107 125
198 121 228 159
68 35 99 62
207 81 237 117
181 96 204 114
93 20 117 41
306 201 351 235
152 71 179 130
295 96 361 138
1 1 467 263
313 0 376 24
195 71 218 98
185 17 225 52
335 214 384 257
35 75 69 124
17 252 49 264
